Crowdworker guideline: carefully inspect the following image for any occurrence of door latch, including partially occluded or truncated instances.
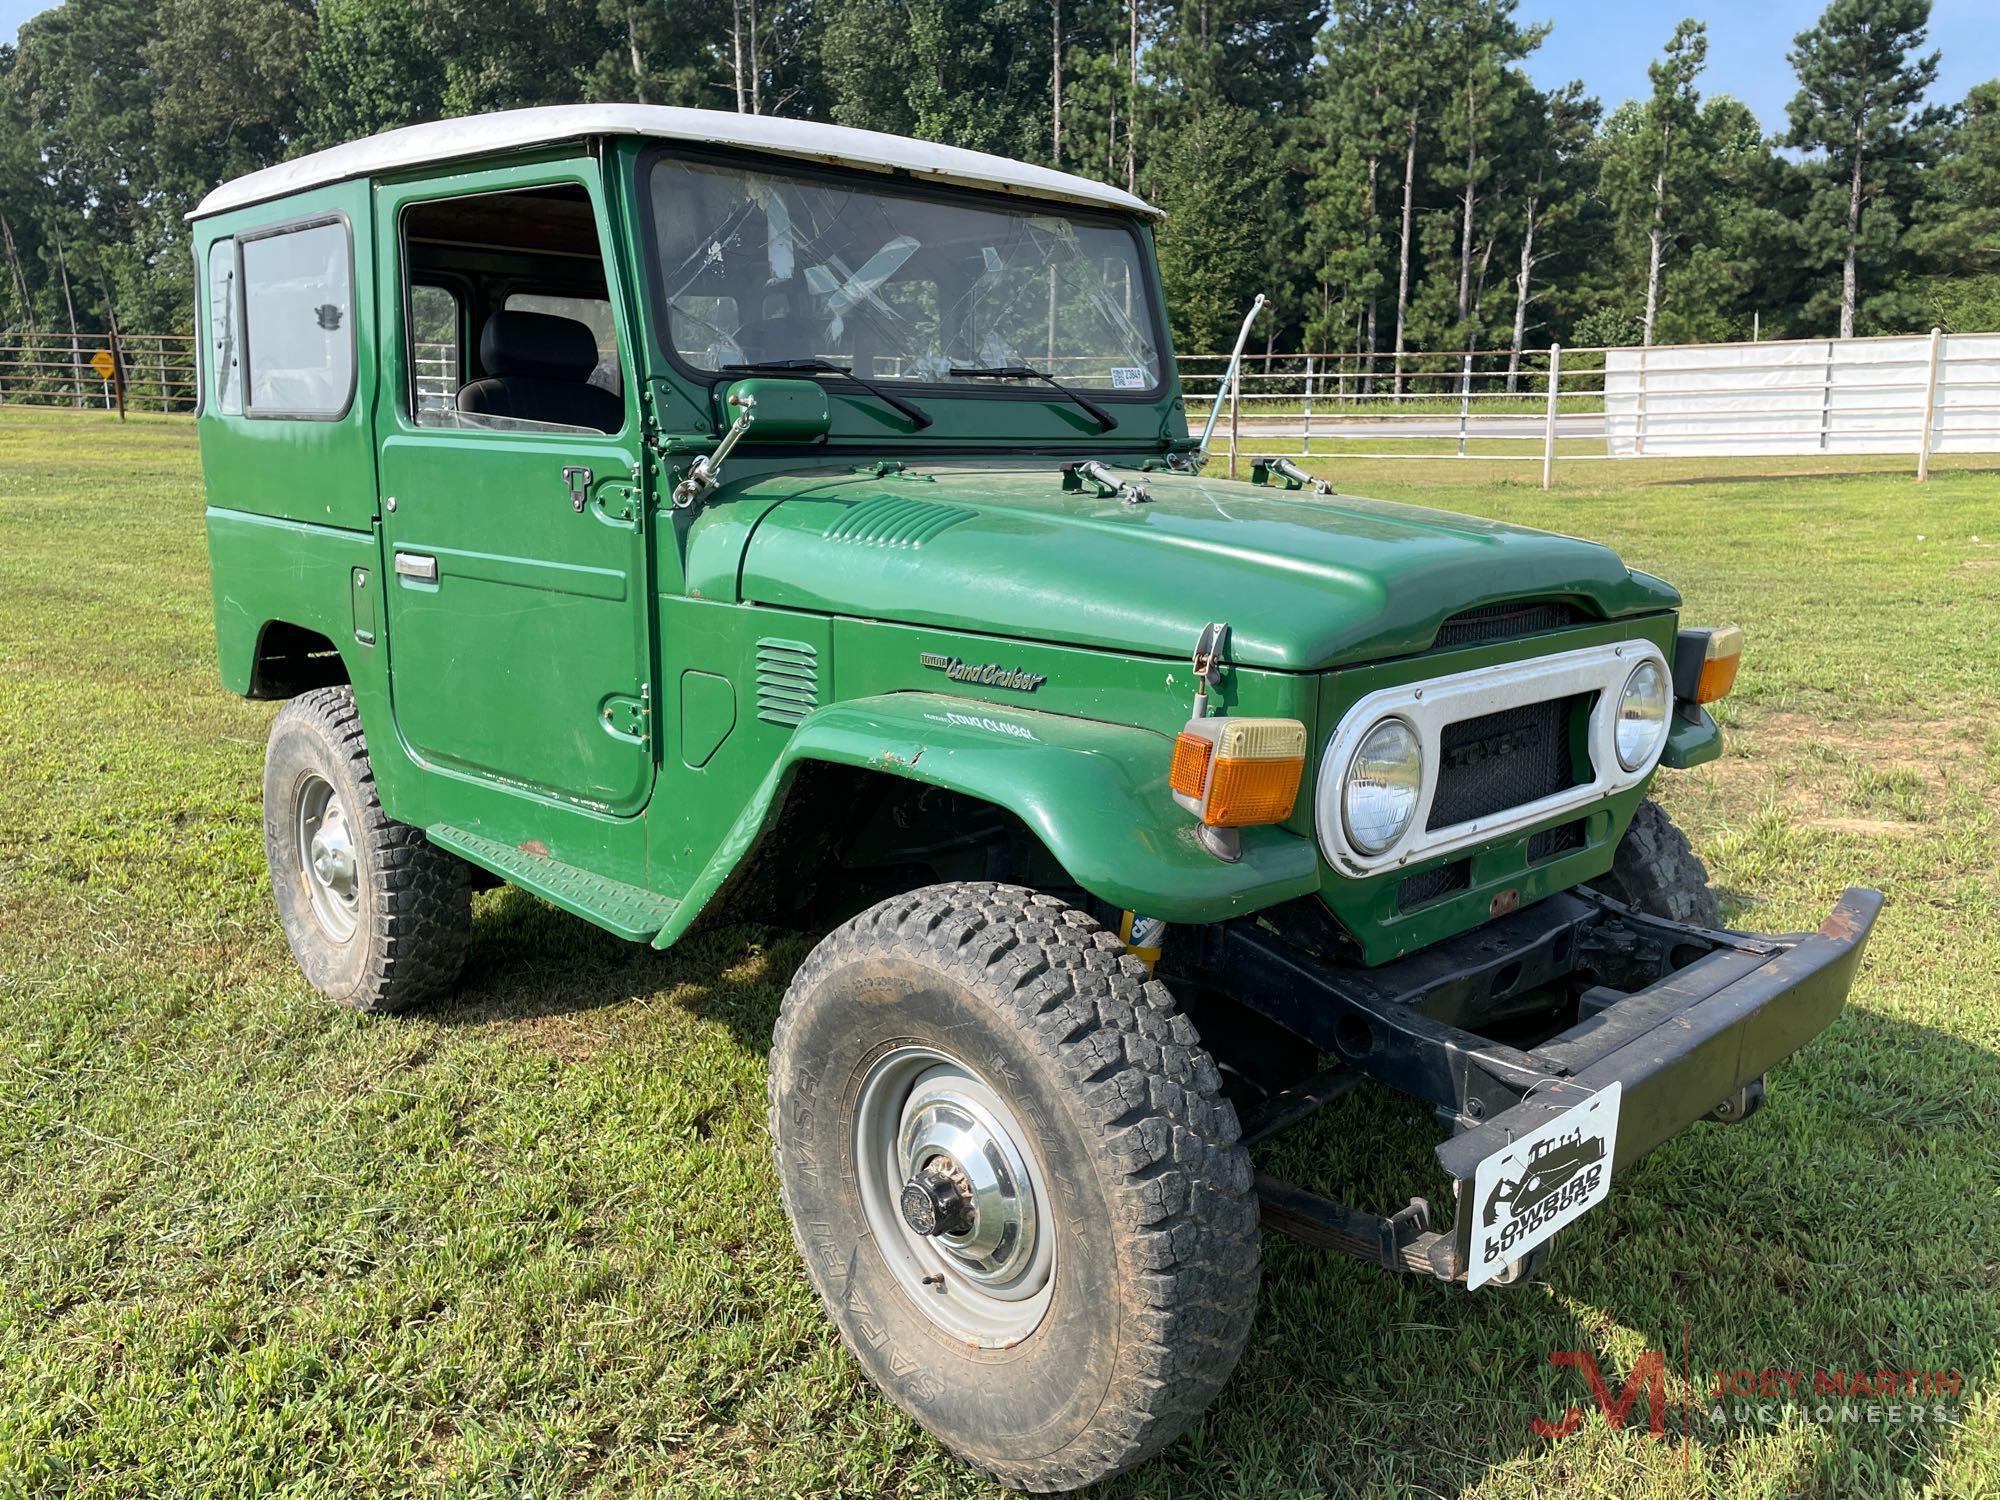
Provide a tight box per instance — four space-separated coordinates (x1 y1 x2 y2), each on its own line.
562 465 594 512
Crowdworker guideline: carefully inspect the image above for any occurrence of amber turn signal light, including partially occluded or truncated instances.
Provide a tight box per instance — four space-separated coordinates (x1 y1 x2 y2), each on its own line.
1169 717 1308 828
1674 625 1743 706
1169 732 1213 799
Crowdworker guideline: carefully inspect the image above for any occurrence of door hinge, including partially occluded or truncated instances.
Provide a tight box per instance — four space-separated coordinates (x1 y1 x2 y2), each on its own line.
600 692 648 740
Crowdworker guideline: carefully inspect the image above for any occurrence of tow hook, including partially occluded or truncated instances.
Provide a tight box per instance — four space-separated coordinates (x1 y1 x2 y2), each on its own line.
1704 1075 1766 1125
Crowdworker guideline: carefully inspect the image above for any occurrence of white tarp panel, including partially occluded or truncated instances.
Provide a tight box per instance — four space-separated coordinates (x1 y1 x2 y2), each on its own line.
1602 334 2000 458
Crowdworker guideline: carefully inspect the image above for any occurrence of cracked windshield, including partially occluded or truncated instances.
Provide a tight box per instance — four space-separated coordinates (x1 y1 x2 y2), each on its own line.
650 157 1161 392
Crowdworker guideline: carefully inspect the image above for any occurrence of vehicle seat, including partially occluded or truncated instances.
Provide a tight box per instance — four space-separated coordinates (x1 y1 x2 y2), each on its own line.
456 310 622 433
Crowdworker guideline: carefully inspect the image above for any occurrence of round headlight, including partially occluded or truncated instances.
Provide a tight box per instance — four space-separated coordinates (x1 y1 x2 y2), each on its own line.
1615 658 1669 770
1343 717 1423 854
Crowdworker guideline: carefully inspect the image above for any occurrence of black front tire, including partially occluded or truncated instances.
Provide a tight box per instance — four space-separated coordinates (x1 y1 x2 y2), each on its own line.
1596 798 1722 927
767 882 1260 1493
263 686 471 1011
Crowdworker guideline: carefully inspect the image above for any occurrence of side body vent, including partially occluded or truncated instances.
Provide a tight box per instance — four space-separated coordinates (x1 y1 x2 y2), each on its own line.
823 496 975 548
755 638 820 727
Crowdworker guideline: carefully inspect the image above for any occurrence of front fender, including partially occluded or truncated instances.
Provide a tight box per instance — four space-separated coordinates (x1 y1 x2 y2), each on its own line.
652 692 1321 947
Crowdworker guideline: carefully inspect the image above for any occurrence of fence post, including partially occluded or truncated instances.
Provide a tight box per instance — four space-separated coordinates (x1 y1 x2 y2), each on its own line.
1916 325 1942 482
1542 343 1562 490
109 327 126 422
1228 363 1242 479
1302 354 1314 456
1456 352 1472 457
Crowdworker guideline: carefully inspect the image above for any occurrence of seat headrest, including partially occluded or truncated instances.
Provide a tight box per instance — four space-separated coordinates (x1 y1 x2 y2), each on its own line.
479 310 600 383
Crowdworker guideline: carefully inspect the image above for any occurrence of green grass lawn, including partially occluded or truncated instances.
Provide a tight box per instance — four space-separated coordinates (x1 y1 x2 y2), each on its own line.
2 407 1996 1498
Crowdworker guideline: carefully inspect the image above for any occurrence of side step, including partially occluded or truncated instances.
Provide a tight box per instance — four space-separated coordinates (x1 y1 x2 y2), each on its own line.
427 824 678 942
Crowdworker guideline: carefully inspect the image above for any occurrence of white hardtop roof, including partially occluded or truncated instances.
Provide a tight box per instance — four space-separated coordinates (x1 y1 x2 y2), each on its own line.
191 104 1160 221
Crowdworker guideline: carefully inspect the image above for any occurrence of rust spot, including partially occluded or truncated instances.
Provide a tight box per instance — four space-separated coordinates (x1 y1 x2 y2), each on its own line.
518 839 550 859
1489 888 1521 919
1818 891 1879 942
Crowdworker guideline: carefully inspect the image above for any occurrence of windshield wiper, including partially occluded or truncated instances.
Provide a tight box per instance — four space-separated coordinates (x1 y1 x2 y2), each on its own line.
948 365 1118 432
723 357 932 431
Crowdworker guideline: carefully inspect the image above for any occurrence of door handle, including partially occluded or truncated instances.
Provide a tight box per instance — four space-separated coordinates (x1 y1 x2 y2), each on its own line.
563 465 594 512
393 551 438 583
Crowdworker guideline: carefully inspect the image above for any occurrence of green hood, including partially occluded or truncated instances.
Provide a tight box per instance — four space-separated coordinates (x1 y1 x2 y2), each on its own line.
717 462 1677 671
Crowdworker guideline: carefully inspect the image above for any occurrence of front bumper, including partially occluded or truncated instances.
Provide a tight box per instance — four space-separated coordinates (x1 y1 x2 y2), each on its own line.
1199 885 1883 1284
1433 887 1881 1277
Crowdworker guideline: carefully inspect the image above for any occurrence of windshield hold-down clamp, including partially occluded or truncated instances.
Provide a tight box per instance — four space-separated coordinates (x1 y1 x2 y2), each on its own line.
671 391 757 510
1251 455 1331 495
1063 459 1153 505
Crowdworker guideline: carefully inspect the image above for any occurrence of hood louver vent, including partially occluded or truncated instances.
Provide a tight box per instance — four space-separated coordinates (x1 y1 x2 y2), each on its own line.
823 496 975 548
1432 600 1585 651
755 638 820 727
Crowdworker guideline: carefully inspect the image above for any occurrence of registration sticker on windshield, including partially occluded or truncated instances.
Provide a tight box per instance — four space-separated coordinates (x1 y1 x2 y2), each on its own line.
1466 1081 1620 1289
1110 366 1149 389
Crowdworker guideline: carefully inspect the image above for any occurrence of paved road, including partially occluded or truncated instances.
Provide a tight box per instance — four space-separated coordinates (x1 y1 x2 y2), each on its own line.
1195 412 1608 442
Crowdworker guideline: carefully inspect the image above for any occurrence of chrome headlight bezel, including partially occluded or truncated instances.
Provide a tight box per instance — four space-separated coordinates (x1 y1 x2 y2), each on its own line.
1313 640 1676 878
1339 715 1424 855
1614 658 1670 771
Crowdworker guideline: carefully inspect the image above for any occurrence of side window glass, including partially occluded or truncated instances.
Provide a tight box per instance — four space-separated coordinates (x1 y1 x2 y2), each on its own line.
504 291 621 395
242 220 354 418
206 239 242 415
409 284 461 419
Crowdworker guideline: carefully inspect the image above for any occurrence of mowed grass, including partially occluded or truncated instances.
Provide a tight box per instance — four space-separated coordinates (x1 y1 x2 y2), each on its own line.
1 407 1996 1498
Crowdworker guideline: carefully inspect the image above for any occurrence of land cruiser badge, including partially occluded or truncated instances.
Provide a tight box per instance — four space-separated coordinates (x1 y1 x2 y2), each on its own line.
920 652 1047 692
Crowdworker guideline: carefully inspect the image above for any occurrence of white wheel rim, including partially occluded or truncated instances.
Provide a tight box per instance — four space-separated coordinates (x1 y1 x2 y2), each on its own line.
852 1044 1056 1348
295 773 359 943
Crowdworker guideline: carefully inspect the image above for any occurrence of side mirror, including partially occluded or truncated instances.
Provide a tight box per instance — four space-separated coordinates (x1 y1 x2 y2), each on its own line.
674 378 832 509
717 377 830 443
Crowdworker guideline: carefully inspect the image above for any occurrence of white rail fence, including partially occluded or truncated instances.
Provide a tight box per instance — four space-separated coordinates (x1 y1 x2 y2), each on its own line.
1180 330 2000 485
0 330 196 414
8 327 1995 490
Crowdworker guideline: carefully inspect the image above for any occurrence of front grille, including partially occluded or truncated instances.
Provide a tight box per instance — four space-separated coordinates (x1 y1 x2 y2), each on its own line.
1398 858 1471 911
1527 817 1587 862
1427 695 1586 831
1433 600 1584 651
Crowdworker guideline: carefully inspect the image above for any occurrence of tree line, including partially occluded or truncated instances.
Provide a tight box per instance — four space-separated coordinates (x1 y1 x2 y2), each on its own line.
0 0 1994 360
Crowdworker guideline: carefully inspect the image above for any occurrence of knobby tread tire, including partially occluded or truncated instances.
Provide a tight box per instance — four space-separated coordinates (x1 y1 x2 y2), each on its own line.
768 881 1260 1493
265 686 471 1012
1598 797 1722 927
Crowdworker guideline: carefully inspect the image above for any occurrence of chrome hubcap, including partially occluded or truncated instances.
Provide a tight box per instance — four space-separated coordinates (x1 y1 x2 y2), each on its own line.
296 774 359 942
854 1046 1054 1347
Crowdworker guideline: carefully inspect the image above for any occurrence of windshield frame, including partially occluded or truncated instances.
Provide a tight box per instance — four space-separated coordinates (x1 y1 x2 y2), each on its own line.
633 142 1174 414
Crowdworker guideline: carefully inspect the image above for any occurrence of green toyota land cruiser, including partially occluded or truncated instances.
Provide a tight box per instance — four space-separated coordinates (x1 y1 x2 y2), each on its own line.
193 105 1880 1492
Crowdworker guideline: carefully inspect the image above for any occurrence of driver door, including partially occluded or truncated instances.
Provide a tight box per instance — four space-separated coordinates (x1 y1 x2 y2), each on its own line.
372 161 655 816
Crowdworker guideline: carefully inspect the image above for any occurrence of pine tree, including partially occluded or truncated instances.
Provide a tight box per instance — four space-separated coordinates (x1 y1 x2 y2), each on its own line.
1598 20 1707 347
1150 104 1268 352
1504 81 1597 387
1785 0 1942 337
1429 0 1544 359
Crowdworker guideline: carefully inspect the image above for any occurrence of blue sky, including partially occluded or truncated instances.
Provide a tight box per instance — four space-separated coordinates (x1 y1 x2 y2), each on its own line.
1523 0 1989 133
0 0 1990 134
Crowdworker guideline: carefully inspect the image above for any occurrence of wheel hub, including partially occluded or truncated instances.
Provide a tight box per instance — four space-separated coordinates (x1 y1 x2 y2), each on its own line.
896 1085 1039 1284
295 774 360 942
899 1160 975 1239
853 1048 1055 1347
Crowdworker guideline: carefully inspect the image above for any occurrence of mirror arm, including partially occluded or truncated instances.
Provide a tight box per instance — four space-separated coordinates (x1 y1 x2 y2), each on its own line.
672 392 757 510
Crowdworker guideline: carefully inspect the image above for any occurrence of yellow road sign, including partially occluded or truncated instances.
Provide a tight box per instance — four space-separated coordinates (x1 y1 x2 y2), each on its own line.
89 349 116 381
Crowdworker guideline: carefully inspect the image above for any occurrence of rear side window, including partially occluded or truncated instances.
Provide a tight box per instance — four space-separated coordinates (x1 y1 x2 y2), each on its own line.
409 284 462 418
242 219 354 419
205 240 242 415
